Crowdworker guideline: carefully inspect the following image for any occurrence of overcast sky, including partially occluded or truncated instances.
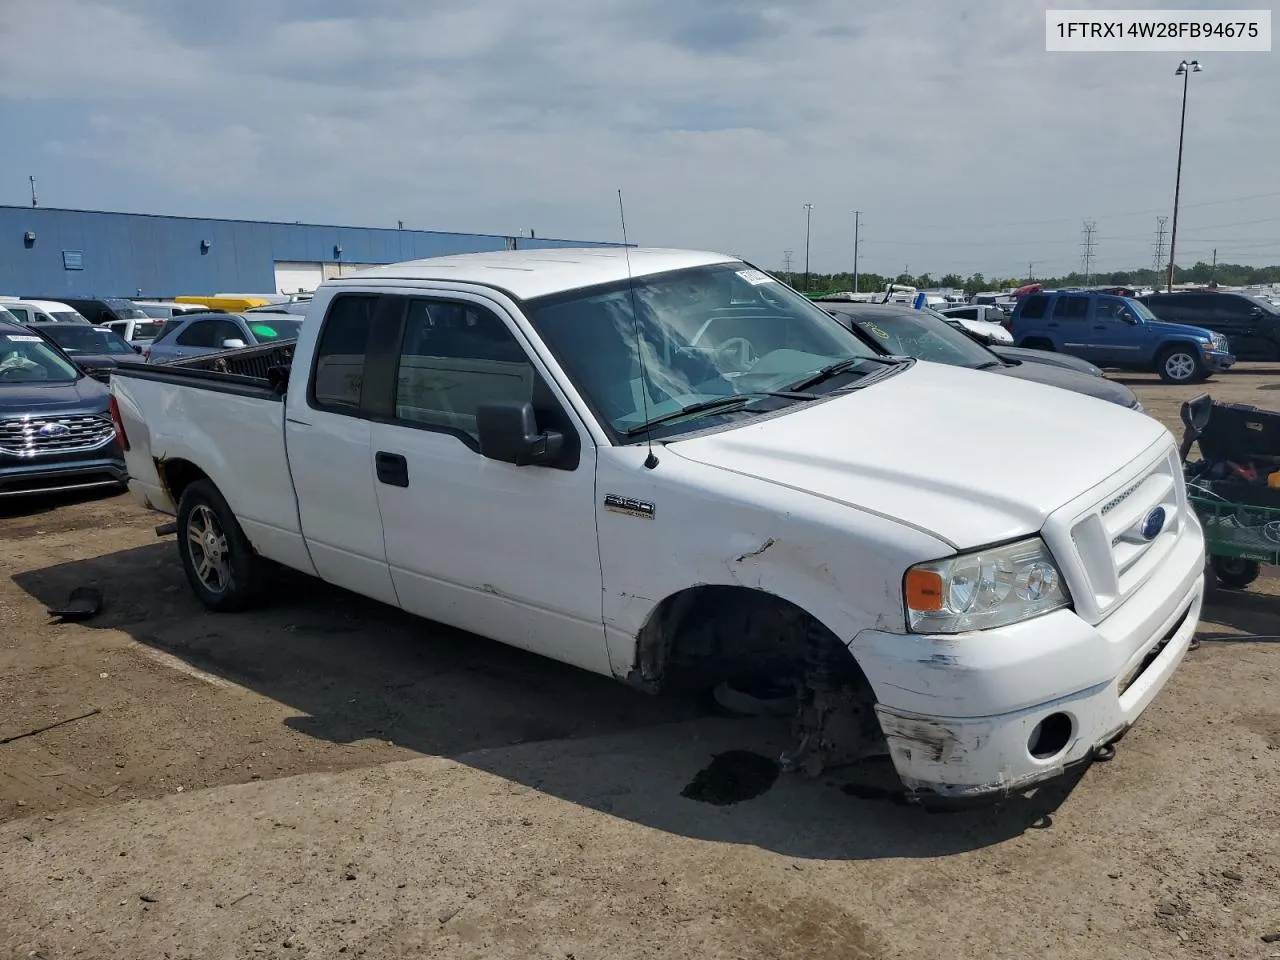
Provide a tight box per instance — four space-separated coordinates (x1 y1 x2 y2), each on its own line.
1 0 1275 277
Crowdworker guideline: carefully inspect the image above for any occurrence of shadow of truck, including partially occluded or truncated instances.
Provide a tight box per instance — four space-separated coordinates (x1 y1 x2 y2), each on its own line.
12 539 1083 862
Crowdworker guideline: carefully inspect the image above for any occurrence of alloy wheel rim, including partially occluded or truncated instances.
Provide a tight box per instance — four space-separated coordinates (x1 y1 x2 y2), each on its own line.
187 504 230 593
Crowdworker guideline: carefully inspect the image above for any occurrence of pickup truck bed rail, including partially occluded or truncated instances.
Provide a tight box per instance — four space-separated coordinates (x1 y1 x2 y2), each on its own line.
112 340 296 400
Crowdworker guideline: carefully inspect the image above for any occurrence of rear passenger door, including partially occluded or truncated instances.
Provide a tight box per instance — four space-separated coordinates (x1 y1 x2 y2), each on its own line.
284 293 398 606
1047 295 1096 360
1208 296 1265 359
366 293 610 675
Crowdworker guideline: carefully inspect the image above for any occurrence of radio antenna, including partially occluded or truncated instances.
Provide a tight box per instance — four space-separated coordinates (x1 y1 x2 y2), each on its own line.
618 189 658 470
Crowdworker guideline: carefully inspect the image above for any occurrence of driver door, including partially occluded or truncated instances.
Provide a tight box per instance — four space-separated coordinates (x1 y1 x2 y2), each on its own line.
367 294 612 676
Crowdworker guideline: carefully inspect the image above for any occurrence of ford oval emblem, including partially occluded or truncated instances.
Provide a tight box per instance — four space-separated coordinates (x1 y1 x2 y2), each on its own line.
36 422 71 438
1141 507 1166 541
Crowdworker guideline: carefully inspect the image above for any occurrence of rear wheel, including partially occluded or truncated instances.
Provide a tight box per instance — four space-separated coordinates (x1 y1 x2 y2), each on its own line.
1211 556 1260 590
176 479 268 611
1156 346 1205 384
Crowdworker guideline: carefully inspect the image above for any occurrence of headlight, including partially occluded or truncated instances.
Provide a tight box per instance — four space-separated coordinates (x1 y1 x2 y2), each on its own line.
904 537 1071 634
1131 399 1145 413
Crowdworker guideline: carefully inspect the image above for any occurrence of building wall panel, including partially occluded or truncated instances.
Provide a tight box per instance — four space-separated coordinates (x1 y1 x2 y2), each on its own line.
0 206 619 298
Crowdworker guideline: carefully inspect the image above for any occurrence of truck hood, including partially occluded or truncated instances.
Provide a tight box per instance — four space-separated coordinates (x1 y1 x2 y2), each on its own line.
665 361 1168 549
1147 318 1217 341
0 376 110 412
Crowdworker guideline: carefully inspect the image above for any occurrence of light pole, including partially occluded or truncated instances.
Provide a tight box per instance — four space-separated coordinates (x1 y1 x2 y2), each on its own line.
1167 58 1201 293
802 203 813 291
852 210 861 294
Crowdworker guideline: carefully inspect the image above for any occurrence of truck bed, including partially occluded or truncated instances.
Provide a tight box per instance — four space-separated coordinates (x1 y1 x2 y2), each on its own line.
110 342 315 576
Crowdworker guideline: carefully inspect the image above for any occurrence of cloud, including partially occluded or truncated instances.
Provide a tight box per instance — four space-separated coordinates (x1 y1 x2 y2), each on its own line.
0 0 1275 275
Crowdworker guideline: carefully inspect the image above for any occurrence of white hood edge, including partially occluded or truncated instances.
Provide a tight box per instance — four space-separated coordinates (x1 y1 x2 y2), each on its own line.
665 360 1170 550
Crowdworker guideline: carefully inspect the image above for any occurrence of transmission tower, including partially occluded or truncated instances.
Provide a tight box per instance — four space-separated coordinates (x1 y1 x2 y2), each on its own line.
1080 221 1097 285
1152 217 1169 279
783 249 794 274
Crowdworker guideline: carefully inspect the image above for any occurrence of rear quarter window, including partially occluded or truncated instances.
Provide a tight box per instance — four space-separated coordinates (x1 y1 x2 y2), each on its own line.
1018 295 1049 320
311 295 378 412
152 320 184 343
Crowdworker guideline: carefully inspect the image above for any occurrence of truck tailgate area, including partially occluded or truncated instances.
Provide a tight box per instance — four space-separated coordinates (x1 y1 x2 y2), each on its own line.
110 365 310 574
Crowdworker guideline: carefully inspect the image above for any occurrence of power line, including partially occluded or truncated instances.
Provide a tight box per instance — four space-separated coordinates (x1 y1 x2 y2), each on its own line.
903 189 1280 232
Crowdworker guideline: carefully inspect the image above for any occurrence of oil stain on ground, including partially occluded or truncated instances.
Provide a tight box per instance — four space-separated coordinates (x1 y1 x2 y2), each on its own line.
681 750 780 805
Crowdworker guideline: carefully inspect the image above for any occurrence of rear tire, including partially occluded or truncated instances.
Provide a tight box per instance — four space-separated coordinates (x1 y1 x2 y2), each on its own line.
1156 345 1205 384
176 479 268 612
1210 556 1260 590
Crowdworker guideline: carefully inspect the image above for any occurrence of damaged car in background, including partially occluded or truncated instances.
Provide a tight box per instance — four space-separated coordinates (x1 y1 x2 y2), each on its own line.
109 248 1205 802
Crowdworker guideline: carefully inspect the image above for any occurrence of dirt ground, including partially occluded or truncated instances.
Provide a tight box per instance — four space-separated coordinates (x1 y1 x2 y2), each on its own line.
2 365 1279 960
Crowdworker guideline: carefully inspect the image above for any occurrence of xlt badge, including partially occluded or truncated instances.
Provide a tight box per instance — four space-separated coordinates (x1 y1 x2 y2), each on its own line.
603 494 655 519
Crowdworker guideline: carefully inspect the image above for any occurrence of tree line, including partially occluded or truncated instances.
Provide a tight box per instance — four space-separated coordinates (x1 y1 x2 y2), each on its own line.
774 260 1280 297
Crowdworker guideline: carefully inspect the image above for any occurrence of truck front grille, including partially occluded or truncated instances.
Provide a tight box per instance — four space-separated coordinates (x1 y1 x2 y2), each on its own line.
1043 440 1187 625
0 415 116 458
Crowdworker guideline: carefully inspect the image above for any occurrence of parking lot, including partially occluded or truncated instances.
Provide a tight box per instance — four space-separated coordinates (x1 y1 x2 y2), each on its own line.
2 367 1278 960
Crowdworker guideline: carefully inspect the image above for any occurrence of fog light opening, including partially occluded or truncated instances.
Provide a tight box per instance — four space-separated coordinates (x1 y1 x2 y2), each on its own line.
1028 712 1073 760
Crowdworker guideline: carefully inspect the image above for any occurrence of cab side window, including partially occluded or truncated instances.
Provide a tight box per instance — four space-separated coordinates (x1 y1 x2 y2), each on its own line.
311 295 378 411
392 299 535 446
1051 296 1090 320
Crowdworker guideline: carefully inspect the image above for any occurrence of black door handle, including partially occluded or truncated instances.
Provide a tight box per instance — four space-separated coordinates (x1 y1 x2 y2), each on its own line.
1092 324 1106 330
375 451 409 487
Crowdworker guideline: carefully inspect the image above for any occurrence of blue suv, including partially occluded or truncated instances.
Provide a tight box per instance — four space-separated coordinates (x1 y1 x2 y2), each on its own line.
1009 290 1235 383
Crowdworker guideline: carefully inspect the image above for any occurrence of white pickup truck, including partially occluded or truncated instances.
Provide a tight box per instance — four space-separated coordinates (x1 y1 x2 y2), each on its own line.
109 248 1206 801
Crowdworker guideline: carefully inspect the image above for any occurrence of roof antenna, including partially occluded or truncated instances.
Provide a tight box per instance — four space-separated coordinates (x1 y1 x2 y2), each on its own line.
618 189 658 470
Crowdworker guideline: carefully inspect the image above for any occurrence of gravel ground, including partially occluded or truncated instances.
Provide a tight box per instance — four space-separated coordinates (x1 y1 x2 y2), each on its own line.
1 365 1278 959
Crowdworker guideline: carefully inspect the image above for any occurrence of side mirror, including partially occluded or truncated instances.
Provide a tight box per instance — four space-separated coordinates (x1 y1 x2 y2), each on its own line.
221 338 246 349
477 401 564 467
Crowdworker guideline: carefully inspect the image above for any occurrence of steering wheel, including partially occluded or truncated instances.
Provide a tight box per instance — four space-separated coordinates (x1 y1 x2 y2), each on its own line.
715 337 758 372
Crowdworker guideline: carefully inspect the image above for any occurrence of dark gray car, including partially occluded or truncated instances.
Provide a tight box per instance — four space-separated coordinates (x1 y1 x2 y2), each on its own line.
823 302 1143 411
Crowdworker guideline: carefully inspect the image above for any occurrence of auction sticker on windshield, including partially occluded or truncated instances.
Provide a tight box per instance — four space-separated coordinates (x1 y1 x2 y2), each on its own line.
736 269 776 285
5 335 43 342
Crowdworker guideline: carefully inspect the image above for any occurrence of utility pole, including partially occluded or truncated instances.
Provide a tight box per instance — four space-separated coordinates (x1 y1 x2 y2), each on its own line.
1081 221 1097 286
1211 248 1217 285
29 176 37 208
852 210 861 294
1028 261 1034 282
1168 59 1202 292
1152 216 1169 280
802 203 813 291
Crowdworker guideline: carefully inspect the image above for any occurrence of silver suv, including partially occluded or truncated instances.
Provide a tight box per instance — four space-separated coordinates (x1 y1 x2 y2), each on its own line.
143 313 302 363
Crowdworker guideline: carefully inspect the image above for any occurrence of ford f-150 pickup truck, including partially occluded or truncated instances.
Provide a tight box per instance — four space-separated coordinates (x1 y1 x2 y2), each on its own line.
109 248 1206 801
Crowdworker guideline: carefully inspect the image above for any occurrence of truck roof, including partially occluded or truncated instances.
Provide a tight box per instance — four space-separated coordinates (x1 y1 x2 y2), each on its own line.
334 247 739 301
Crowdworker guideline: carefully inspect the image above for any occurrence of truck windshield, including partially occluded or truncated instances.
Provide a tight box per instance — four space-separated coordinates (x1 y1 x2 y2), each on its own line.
0 332 81 383
844 311 999 369
523 261 883 439
1128 299 1159 322
42 325 137 356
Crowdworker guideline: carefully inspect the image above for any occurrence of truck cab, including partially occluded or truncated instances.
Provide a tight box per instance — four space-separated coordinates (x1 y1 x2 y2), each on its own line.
1010 290 1235 383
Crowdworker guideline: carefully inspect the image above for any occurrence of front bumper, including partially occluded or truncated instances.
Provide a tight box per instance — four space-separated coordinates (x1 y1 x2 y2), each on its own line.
1204 348 1235 372
851 518 1205 799
0 451 128 498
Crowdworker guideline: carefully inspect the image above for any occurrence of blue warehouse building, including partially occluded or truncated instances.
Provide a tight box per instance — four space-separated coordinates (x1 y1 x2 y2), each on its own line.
0 205 622 299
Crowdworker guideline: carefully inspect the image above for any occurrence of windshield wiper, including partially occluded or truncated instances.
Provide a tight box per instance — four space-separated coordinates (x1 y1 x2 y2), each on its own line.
621 391 819 437
784 356 893 393
974 360 1005 370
